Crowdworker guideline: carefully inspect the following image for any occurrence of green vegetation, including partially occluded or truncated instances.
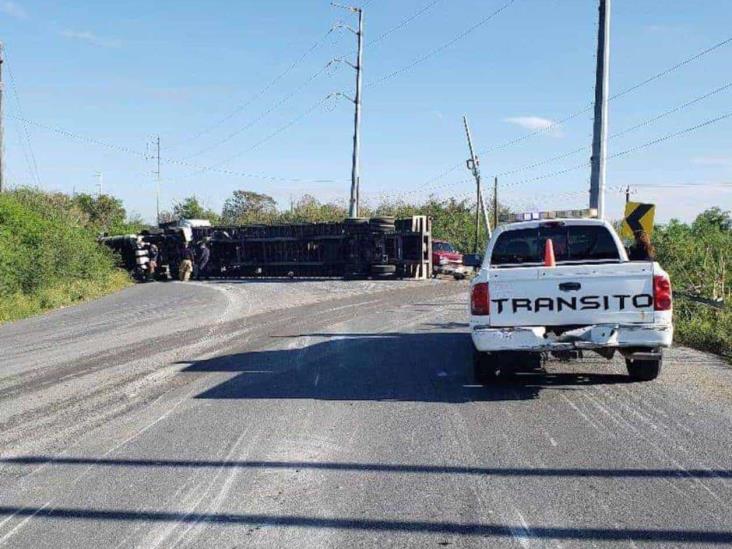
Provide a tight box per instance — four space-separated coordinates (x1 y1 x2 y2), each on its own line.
208 190 503 254
0 188 134 324
1 185 729 363
654 208 731 360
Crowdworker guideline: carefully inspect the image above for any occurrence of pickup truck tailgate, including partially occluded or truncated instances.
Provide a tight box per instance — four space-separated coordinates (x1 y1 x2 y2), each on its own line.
489 262 655 327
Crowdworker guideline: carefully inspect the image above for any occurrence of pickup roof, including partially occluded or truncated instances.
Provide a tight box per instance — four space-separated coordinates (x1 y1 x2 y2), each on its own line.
469 218 673 382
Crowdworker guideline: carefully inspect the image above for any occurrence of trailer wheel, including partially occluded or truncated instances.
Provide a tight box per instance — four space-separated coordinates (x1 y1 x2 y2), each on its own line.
626 357 662 381
369 217 396 234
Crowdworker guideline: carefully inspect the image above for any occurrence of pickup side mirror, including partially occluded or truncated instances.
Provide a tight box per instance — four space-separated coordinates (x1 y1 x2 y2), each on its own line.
463 253 483 267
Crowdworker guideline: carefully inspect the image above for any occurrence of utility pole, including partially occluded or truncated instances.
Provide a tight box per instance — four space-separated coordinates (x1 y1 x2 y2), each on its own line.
463 115 491 253
493 176 499 229
95 171 103 197
147 137 161 224
0 42 4 193
589 0 611 219
332 3 363 218
155 136 161 224
625 184 630 204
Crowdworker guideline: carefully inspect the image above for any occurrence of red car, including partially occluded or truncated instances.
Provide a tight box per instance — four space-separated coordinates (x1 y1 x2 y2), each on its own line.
432 240 466 278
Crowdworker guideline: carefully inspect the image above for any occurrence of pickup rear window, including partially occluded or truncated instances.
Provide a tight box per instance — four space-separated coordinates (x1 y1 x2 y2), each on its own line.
491 224 621 266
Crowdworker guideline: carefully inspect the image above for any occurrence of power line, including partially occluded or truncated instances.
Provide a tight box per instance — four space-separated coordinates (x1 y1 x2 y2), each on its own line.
609 36 732 103
376 108 732 202
169 27 337 149
7 112 345 185
496 80 732 178
632 181 732 189
608 111 732 161
4 53 41 187
180 60 337 160
504 110 732 189
486 34 732 156
367 0 517 87
181 93 337 178
411 34 732 193
366 0 444 46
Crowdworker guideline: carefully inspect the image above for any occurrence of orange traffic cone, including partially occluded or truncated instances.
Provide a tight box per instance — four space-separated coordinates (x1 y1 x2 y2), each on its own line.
544 239 556 267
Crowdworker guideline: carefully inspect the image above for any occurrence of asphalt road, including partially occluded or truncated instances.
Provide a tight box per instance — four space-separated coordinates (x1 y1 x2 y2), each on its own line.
0 279 731 548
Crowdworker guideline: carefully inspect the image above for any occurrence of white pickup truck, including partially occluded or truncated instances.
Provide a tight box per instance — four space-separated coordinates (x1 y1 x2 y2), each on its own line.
467 217 673 382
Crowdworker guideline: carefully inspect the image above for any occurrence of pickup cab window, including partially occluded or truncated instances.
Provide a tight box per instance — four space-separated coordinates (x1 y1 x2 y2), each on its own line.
491 224 620 266
433 242 457 253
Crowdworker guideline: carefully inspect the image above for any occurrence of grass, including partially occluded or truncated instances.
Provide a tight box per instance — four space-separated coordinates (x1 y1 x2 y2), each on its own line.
0 270 131 324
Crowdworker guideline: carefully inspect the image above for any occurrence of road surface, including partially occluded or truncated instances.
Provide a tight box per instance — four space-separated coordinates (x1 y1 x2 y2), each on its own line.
0 279 731 548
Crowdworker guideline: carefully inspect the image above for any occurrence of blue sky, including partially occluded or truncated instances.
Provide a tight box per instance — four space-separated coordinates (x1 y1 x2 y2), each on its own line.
2 0 731 223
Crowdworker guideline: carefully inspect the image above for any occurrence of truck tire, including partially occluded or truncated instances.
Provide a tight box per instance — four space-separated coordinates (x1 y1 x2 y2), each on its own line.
473 349 499 384
625 357 662 381
369 217 396 234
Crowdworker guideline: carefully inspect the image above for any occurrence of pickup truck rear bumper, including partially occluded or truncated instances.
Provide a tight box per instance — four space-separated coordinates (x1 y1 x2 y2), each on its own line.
471 323 673 353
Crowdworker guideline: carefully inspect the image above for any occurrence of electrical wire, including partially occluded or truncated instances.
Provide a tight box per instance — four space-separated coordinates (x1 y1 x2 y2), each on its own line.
175 93 339 178
372 108 732 202
496 80 732 178
503 111 732 188
4 53 42 187
180 60 337 160
367 0 517 87
7 113 345 185
406 34 732 195
366 0 444 46
168 27 337 149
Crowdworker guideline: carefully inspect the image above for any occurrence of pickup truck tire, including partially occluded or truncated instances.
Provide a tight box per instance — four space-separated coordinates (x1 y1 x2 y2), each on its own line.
625 357 662 381
473 349 499 384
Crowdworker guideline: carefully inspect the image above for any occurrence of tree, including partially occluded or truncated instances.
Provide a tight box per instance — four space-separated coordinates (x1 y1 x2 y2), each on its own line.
172 195 220 224
221 190 277 224
72 193 127 231
283 194 348 223
692 207 731 233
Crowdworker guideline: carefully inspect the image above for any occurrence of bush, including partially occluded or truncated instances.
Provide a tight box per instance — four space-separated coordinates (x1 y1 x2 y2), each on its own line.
0 189 131 323
654 208 731 360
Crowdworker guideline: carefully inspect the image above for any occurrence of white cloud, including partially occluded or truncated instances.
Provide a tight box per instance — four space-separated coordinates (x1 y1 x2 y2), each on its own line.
692 156 732 167
0 1 28 19
60 29 121 48
505 116 563 136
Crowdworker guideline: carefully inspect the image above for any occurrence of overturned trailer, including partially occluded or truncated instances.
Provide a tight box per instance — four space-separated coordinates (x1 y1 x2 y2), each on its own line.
104 216 432 281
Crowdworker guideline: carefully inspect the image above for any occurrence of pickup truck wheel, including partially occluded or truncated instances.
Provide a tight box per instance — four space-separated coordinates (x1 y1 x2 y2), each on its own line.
625 357 662 381
473 349 499 384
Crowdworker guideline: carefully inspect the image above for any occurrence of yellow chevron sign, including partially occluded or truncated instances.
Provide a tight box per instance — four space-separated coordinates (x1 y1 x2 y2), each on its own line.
621 202 655 239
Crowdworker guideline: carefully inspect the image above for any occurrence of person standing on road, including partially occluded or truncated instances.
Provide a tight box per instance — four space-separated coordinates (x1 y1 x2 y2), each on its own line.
628 230 656 261
179 244 194 281
196 241 210 281
147 243 159 281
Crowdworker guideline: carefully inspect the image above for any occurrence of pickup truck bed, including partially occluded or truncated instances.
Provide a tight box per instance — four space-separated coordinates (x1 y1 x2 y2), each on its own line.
469 218 673 381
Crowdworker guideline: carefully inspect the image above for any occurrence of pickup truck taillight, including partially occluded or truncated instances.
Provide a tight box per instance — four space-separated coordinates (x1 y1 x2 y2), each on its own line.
471 282 490 315
653 274 672 311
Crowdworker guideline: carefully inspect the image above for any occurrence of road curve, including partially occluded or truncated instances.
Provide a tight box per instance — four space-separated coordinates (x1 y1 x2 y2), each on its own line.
0 279 731 548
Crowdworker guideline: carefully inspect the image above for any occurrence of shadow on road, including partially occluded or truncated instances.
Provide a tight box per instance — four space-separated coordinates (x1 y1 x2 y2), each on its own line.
3 456 730 480
0 505 728 543
180 332 633 402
